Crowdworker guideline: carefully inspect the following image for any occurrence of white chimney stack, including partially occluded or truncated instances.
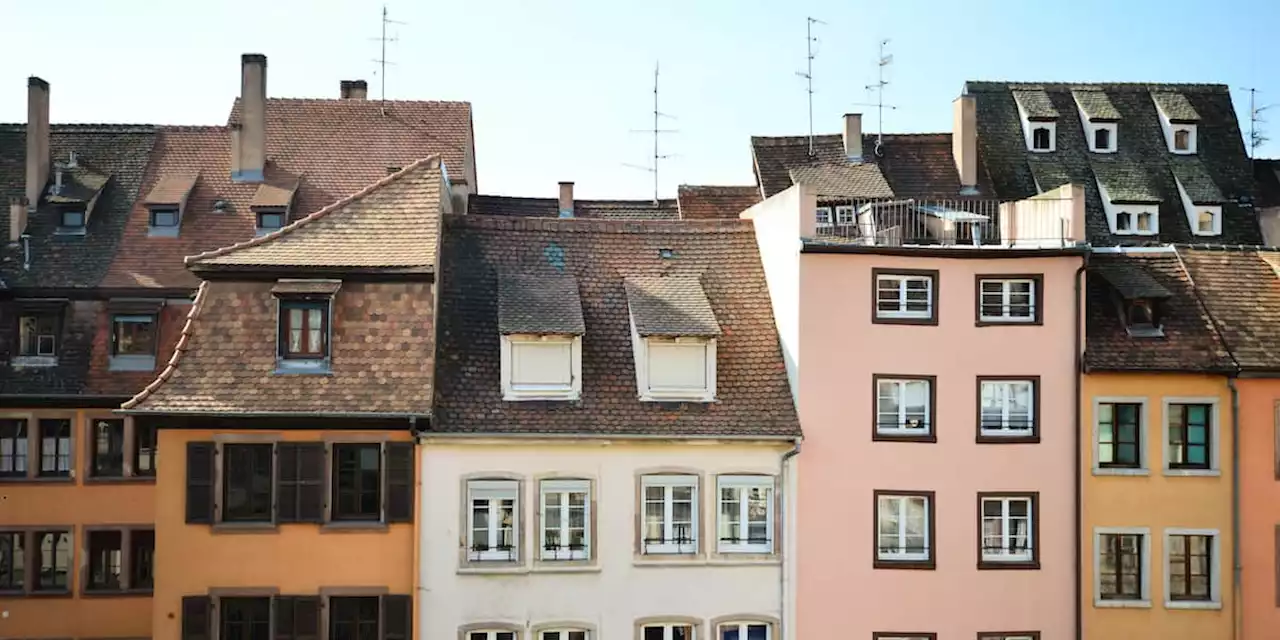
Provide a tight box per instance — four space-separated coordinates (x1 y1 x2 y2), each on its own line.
558 182 574 218
231 53 267 183
843 113 863 162
953 94 978 194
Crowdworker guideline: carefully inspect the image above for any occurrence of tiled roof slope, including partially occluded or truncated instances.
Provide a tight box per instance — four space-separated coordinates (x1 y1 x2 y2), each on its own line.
1255 159 1280 208
789 163 894 199
468 195 679 220
0 125 156 288
433 214 800 438
1178 247 1280 371
624 276 722 337
106 97 472 288
497 274 586 335
676 185 761 219
188 157 443 271
966 81 1260 245
1084 253 1233 372
751 133 995 199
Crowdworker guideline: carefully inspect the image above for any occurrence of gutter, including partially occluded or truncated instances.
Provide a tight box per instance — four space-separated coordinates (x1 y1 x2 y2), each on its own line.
1073 257 1088 640
420 431 800 442
779 437 802 640
115 409 432 419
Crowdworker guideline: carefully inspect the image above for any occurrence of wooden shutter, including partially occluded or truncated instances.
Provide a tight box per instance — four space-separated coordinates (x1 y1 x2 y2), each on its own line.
277 444 301 523
275 596 321 640
381 594 412 640
277 443 325 523
181 595 212 640
185 442 216 524
385 442 414 523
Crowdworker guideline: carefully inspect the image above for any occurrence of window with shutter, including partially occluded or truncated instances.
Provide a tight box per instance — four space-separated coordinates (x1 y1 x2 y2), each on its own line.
385 442 414 523
381 594 412 640
181 595 212 640
186 442 216 524
277 443 325 523
276 595 321 640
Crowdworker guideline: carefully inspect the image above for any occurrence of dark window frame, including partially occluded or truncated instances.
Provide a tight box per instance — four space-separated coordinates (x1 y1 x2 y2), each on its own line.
1174 128 1192 151
89 418 126 478
37 419 72 478
149 206 180 228
81 526 154 595
0 419 29 479
58 208 86 230
976 492 1040 570
1094 127 1112 151
872 489 936 570
1098 402 1143 469
219 595 273 640
256 209 287 232
871 268 940 326
975 376 1041 444
278 298 331 361
329 595 381 640
222 442 276 524
110 313 159 357
86 417 156 481
871 374 937 443
1032 126 1052 150
0 530 25 593
332 443 384 522
974 274 1044 326
33 529 72 594
1168 533 1213 602
16 310 61 358
1167 402 1213 471
1099 532 1144 601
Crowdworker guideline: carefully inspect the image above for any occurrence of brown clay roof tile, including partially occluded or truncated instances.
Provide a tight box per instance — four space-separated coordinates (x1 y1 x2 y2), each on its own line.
676 185 761 219
624 276 721 337
144 173 199 206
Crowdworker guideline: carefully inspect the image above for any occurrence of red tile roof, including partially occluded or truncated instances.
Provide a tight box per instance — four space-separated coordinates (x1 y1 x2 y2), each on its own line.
675 185 761 219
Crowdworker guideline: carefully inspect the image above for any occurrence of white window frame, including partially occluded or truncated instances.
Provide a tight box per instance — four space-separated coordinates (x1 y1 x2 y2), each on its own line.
716 475 774 554
468 631 519 640
834 205 856 226
980 495 1034 563
1093 526 1151 608
1161 397 1220 476
979 379 1036 437
466 480 520 562
815 206 833 229
875 378 932 437
640 624 695 640
1092 397 1150 476
1163 528 1221 610
1170 126 1197 154
874 273 934 320
1174 176 1221 237
500 334 582 401
716 622 771 640
1028 123 1056 152
977 278 1037 323
537 630 589 640
641 475 699 555
539 479 590 561
876 494 930 563
637 336 717 403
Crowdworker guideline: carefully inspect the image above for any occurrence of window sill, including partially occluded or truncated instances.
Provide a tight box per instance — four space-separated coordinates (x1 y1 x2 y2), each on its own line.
873 558 935 571
872 432 936 444
975 319 1042 327
11 356 58 368
977 560 1039 571
975 433 1040 444
1093 468 1150 477
504 391 580 402
708 556 781 567
82 588 153 598
321 521 389 533
633 555 707 567
147 226 181 238
212 522 278 533
84 475 156 485
108 355 157 372
530 563 601 574
24 589 73 599
457 564 528 576
1094 599 1151 609
1164 469 1220 478
1165 600 1221 610
273 364 333 376
871 315 938 327
640 393 716 404
0 476 74 485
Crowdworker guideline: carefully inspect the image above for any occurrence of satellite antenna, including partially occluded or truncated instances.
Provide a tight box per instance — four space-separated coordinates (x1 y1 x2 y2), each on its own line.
625 62 678 204
857 39 898 155
371 4 406 114
795 17 826 157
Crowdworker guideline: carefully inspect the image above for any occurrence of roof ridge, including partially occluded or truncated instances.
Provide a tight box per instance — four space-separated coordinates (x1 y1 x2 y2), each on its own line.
450 213 752 235
966 80 1230 92
159 125 228 133
251 97 472 106
121 281 209 410
185 155 441 265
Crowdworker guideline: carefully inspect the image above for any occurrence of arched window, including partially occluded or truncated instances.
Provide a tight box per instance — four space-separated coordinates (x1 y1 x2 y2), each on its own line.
1115 211 1132 232
539 630 589 640
1032 127 1052 150
1174 129 1191 151
717 622 771 640
468 631 518 640
1094 128 1111 151
1198 210 1216 234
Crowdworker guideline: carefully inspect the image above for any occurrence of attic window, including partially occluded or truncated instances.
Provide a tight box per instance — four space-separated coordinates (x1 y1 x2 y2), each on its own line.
624 276 721 403
1032 127 1053 151
1114 211 1156 235
641 337 716 401
1094 128 1113 152
18 313 59 359
815 206 833 228
497 274 586 401
256 209 287 235
1175 130 1190 151
1197 210 1217 235
1125 299 1164 337
150 208 179 228
57 209 86 234
109 314 158 372
279 300 330 361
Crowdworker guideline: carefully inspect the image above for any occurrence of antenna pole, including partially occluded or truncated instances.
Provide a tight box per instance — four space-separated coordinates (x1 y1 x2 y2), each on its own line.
625 62 677 203
796 17 823 157
864 39 893 148
371 4 405 115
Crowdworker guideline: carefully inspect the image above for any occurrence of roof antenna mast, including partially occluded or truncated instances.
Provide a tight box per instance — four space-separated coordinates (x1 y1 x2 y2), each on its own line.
371 4 405 114
625 62 678 203
1241 87 1275 167
796 17 826 157
857 39 898 156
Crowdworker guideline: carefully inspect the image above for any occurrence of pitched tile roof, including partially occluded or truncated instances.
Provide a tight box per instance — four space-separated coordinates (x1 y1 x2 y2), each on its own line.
188 157 443 272
1011 88 1060 120
1152 92 1201 122
1072 89 1121 121
1084 252 1233 372
468 195 679 220
249 178 298 209
967 81 1260 245
433 214 800 438
1177 247 1280 371
675 185 761 219
497 274 585 335
624 276 721 337
1169 157 1226 204
144 173 198 206
788 163 894 199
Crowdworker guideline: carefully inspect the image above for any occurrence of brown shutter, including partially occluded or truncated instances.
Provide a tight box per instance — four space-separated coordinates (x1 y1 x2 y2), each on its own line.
381 594 412 640
181 595 212 640
277 444 300 523
275 596 295 640
274 596 321 640
277 443 325 523
385 442 414 523
185 442 216 524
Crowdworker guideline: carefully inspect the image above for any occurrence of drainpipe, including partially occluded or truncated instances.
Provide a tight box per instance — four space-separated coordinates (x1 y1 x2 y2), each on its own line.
1073 257 1088 640
1229 376 1241 640
409 416 422 635
779 437 802 640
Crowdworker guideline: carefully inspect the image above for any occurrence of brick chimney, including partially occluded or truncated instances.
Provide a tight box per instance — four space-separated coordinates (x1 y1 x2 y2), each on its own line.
953 94 978 194
558 182 574 218
8 197 27 243
843 113 863 162
231 53 267 183
340 80 368 100
25 77 50 210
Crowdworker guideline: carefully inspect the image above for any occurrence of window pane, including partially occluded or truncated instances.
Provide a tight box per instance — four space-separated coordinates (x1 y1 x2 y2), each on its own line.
223 444 274 522
113 315 157 356
92 419 125 477
333 444 381 521
644 628 665 640
87 530 123 590
135 423 157 476
36 531 70 590
0 532 23 590
511 341 574 387
38 419 71 477
130 530 155 590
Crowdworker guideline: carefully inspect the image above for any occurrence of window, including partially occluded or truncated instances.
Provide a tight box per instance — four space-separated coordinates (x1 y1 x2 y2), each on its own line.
873 270 938 324
1097 402 1142 469
278 299 329 361
1197 210 1216 234
1094 128 1111 151
979 494 1037 568
130 530 155 590
835 205 856 226
469 632 517 640
642 475 698 554
539 479 589 561
717 622 768 640
150 207 179 228
1032 127 1051 151
135 423 157 477
86 530 122 591
1098 531 1147 602
540 631 588 640
642 624 695 640
872 636 936 640
221 596 272 640
717 476 773 553
90 418 125 477
468 480 519 561
332 443 381 522
59 209 86 230
1124 299 1163 337
111 314 158 356
0 531 24 592
977 277 1040 324
1167 402 1213 471
330 596 380 640
0 530 79 595
256 209 286 233
978 635 1039 640
502 335 581 401
978 378 1037 441
1113 210 1157 236
874 491 933 568
34 530 70 592
641 337 716 402
38 419 70 478
815 206 832 228
0 420 27 478
1174 129 1190 151
18 313 58 357
223 443 274 523
874 376 934 440
1167 531 1216 605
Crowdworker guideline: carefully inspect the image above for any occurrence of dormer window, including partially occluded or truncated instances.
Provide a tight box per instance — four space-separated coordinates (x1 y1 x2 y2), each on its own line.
1012 88 1059 153
1197 211 1217 234
1073 89 1120 154
1174 130 1191 151
497 274 585 401
1171 164 1225 237
143 173 197 237
149 207 179 231
815 206 833 229
271 279 340 373
1152 92 1200 155
625 276 721 402
251 180 300 236
1095 170 1161 236
18 313 59 358
1114 210 1156 235
1094 261 1172 339
1094 129 1111 151
256 209 287 235
1032 127 1053 151
57 208 86 234
1124 299 1164 337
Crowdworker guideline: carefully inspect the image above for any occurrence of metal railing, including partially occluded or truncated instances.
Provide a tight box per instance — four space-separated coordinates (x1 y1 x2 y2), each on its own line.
810 198 1079 248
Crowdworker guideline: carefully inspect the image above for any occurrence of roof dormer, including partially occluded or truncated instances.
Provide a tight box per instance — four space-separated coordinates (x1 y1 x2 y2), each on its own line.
143 173 198 237
1073 89 1120 154
1093 162 1161 236
1012 88 1058 153
1094 262 1172 338
497 274 585 401
46 151 108 236
250 178 299 236
1169 159 1225 237
1152 92 1199 155
624 275 721 402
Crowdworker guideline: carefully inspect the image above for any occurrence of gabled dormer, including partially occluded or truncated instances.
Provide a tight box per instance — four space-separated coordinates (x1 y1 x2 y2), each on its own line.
1093 162 1161 236
1012 89 1059 153
497 274 585 401
624 275 720 402
250 178 299 236
1152 92 1200 155
45 151 108 236
1169 159 1225 236
1072 89 1120 153
1094 261 1172 338
143 173 198 237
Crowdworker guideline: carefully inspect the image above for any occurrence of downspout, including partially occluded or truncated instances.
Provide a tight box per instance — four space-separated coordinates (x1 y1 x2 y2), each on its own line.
409 416 422 636
1073 257 1087 640
779 437 802 640
1229 375 1241 640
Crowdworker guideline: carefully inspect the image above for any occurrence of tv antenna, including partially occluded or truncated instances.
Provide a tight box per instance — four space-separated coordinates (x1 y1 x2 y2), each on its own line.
625 62 678 203
795 17 826 157
857 39 898 154
1241 87 1275 164
371 4 406 113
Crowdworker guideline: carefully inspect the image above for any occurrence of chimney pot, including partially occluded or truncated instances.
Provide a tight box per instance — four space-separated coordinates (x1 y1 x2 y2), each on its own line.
843 114 863 162
558 182 575 218
25 77 50 209
231 54 267 183
340 80 368 100
953 94 978 194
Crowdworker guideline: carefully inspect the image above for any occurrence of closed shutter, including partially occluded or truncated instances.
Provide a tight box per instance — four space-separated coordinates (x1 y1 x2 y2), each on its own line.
181 595 212 640
185 442 216 524
385 442 414 523
275 595 321 640
277 443 325 523
381 594 412 640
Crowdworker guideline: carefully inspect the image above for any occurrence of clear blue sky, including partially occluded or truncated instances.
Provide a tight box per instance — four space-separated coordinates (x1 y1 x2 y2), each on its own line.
4 0 1277 200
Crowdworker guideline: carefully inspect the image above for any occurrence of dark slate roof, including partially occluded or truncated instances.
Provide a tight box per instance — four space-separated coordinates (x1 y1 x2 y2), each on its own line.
1012 88 1059 120
45 163 109 205
497 274 585 335
751 132 994 199
1091 159 1161 203
1072 90 1121 121
1152 92 1200 122
1169 157 1225 204
967 81 1261 245
1084 252 1233 372
1093 261 1172 299
789 163 893 199
468 195 679 220
624 276 721 337
1178 247 1280 371
433 214 800 438
676 185 761 219
1253 159 1280 208
0 124 157 289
